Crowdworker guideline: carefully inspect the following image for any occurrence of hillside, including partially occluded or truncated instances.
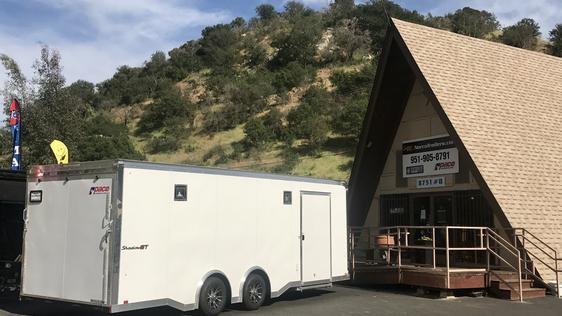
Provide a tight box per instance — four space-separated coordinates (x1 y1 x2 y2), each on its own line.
1 1 560 180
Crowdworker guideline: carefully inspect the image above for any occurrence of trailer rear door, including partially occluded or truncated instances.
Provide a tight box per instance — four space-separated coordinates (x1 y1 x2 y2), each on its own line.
300 192 331 284
22 177 112 304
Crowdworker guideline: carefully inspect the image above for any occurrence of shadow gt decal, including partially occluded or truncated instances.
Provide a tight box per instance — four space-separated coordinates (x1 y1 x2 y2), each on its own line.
122 244 149 250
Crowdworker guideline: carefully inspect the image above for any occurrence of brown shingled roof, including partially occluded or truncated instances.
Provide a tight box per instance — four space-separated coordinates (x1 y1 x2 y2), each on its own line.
392 18 562 281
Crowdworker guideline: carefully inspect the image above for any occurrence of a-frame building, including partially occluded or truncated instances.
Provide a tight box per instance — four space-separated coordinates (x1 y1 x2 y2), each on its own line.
348 18 562 292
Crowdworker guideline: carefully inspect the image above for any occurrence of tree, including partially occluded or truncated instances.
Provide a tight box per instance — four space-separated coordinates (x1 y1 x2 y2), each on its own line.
331 98 367 139
230 17 246 29
256 4 276 21
220 72 275 127
97 65 151 105
270 15 323 67
263 108 284 140
450 7 499 38
549 24 562 57
502 18 541 50
24 45 87 165
243 117 272 149
0 128 11 168
355 0 426 50
66 80 99 107
197 24 240 74
330 62 376 96
168 40 202 74
426 13 452 31
143 51 167 77
79 114 144 161
326 0 355 25
243 35 268 67
0 54 30 112
272 61 309 92
287 87 333 151
331 18 372 61
136 87 195 134
283 1 305 20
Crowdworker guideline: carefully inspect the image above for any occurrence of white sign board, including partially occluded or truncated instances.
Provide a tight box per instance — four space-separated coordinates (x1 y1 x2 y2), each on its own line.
402 135 459 178
416 176 446 189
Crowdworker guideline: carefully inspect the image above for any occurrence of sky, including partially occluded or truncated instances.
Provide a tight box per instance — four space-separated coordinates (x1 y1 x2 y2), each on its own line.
0 0 561 92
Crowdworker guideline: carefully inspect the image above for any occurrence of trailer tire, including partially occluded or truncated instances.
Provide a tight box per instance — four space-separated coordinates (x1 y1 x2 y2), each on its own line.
242 273 267 310
199 276 228 316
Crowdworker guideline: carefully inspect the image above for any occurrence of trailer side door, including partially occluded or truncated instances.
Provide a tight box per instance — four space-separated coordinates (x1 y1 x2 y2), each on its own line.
300 192 332 284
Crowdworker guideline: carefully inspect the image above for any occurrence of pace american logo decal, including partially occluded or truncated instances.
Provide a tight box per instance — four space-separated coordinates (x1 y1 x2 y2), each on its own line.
434 161 455 171
89 186 110 195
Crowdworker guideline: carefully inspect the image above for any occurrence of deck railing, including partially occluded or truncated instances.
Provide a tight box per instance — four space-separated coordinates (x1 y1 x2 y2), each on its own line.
506 228 561 298
349 226 524 302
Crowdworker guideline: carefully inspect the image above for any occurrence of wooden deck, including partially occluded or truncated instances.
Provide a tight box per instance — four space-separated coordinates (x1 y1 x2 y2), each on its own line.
353 265 488 289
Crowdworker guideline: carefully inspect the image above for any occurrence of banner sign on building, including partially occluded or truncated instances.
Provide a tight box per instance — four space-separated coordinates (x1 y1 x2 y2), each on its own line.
402 135 459 178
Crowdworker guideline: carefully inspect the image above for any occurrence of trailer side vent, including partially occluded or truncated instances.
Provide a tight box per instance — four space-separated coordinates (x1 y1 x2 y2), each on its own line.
174 185 187 201
283 191 292 205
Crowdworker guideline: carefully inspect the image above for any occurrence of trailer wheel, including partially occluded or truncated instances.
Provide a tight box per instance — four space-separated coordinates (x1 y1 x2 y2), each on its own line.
242 273 267 310
199 276 227 316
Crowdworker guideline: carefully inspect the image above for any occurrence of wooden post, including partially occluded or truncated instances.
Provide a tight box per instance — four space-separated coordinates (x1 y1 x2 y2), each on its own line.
397 227 402 268
432 227 436 269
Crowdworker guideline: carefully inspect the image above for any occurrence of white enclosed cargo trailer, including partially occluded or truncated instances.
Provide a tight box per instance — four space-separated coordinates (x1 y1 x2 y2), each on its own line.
21 160 348 315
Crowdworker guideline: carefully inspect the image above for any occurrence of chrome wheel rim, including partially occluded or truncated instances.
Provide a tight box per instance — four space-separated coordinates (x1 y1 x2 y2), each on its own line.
207 287 224 311
248 281 264 304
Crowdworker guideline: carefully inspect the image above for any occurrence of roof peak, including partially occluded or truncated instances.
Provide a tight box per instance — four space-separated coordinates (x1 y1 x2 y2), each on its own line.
391 17 562 63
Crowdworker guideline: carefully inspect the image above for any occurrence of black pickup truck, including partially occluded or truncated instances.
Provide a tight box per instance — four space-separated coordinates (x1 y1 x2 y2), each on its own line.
0 169 25 296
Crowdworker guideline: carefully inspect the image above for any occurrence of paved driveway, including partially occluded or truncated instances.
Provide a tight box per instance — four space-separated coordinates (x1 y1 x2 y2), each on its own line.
1 285 561 316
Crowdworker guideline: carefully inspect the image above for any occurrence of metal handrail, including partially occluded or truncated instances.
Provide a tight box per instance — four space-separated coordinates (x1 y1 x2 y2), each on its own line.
348 225 524 302
510 228 558 255
506 227 560 298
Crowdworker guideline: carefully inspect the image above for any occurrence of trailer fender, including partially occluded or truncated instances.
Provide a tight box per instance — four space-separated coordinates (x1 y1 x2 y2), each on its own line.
194 270 231 310
236 267 271 304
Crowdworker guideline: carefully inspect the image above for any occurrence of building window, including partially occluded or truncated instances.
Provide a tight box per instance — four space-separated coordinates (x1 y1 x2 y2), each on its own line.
380 194 410 226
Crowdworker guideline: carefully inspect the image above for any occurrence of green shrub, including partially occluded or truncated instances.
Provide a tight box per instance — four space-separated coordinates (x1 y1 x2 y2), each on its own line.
202 145 227 163
273 62 309 92
145 134 181 154
273 145 300 173
330 63 375 96
243 117 273 149
184 143 197 153
77 114 145 161
331 98 368 139
285 86 335 151
263 108 285 140
136 87 194 134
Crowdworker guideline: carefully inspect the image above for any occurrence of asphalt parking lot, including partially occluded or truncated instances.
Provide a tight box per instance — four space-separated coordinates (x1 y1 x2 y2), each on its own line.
1 285 561 316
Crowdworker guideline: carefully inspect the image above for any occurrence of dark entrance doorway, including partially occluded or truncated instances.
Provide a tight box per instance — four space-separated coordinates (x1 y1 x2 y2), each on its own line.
380 190 493 228
380 190 494 267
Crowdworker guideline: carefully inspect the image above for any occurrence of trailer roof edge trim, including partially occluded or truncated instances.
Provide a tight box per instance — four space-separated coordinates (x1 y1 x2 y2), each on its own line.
28 159 344 186
120 160 344 185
